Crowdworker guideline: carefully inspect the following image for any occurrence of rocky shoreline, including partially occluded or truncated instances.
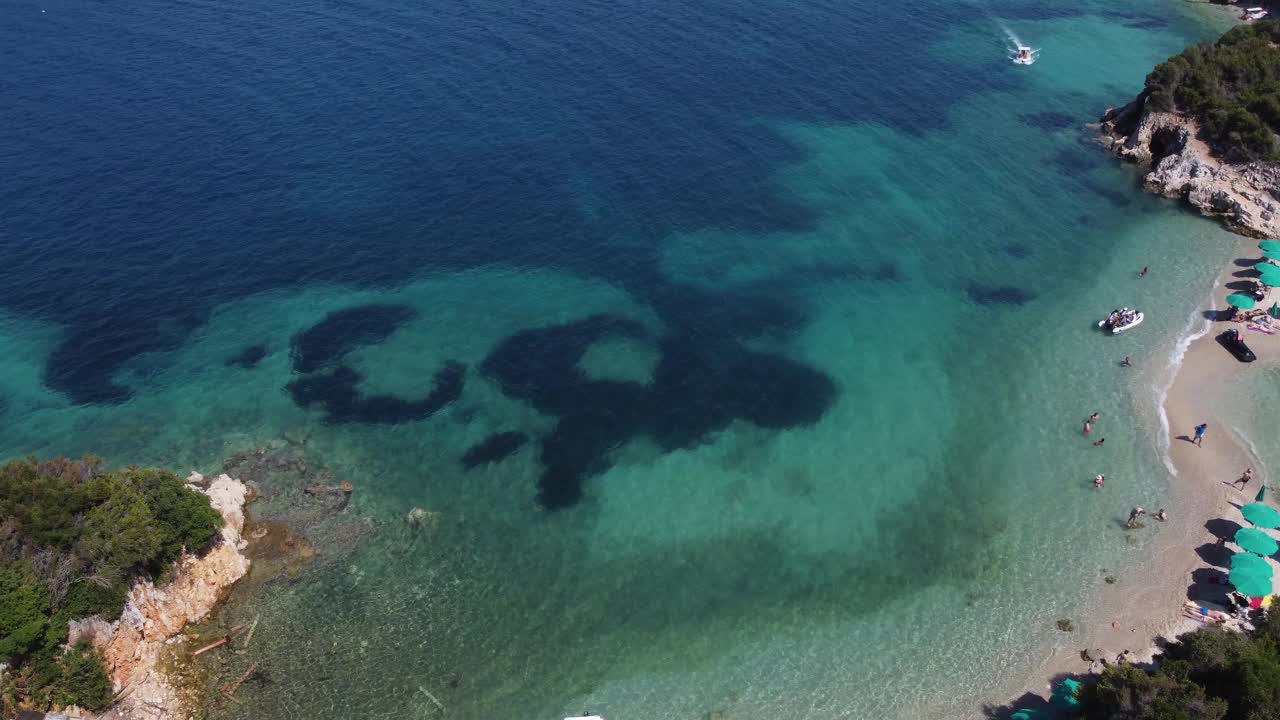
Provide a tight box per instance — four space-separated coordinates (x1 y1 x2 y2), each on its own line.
1099 98 1280 238
51 474 251 720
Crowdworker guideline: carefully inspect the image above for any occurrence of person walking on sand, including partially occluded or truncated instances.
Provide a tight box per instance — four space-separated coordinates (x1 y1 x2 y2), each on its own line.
1127 507 1146 528
1232 467 1254 490
1121 356 1132 368
1093 438 1106 447
1194 423 1208 447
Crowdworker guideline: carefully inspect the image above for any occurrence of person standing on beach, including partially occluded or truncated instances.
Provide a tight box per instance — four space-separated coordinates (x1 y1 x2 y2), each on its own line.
1232 467 1254 490
1194 423 1208 447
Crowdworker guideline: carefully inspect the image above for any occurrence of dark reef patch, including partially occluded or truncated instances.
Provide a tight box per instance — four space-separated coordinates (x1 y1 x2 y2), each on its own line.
461 432 529 470
288 361 465 424
966 285 1036 306
290 305 416 373
480 314 836 510
226 344 267 369
1019 111 1077 131
1001 243 1030 259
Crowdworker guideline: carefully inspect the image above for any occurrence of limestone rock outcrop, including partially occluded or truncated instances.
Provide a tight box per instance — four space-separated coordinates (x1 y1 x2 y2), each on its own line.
86 474 251 720
1099 99 1280 238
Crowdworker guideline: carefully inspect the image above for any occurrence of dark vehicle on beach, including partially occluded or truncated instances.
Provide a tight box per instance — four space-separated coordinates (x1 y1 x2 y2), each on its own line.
1218 328 1258 363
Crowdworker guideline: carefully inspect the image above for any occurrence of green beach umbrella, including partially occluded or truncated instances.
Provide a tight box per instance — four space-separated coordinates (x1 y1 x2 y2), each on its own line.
1232 570 1273 598
1051 678 1083 709
1259 485 1269 503
1255 262 1280 276
1271 303 1280 319
1236 527 1279 556
1010 710 1046 720
1231 551 1273 576
1227 294 1257 310
1260 240 1280 251
1264 251 1280 262
1243 503 1280 529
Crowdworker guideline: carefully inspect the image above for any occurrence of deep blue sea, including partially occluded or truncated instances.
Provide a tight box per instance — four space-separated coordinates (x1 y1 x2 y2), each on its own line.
0 0 1248 717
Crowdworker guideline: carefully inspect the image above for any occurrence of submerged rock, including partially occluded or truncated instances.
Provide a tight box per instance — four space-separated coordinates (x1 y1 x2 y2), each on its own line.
461 431 529 469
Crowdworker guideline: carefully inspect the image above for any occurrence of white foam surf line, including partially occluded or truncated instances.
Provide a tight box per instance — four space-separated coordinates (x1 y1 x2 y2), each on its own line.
1155 289 1216 477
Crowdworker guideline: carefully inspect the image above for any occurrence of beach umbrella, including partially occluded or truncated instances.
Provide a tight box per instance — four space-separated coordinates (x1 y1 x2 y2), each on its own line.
1227 294 1257 310
1232 570 1273 598
1256 262 1280 276
1259 485 1268 503
1260 240 1280 251
1271 303 1280 319
1231 551 1273 577
1236 527 1279 556
1264 251 1280 262
1010 710 1047 720
1051 678 1083 709
1243 502 1280 529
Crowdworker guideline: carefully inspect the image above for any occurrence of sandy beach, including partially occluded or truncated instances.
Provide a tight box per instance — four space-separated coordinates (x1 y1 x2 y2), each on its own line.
995 236 1280 711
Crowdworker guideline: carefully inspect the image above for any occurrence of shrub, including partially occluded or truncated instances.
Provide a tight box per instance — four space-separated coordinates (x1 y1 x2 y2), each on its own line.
0 562 49 662
1143 20 1280 161
0 456 225 714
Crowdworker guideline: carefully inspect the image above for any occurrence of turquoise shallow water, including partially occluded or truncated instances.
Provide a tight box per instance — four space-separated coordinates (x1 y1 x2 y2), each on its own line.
0 0 1252 718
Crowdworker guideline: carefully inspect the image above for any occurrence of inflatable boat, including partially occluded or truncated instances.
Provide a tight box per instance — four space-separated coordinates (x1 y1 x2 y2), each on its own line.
1098 308 1144 334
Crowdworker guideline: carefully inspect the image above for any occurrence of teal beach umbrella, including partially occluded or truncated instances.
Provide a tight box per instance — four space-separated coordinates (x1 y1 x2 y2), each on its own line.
1010 710 1047 720
1255 262 1280 277
1232 571 1273 598
1259 485 1269 503
1264 251 1280 262
1052 678 1083 709
1231 551 1273 576
1227 294 1257 310
1260 240 1280 251
1271 304 1280 319
1236 528 1279 556
1243 503 1280 529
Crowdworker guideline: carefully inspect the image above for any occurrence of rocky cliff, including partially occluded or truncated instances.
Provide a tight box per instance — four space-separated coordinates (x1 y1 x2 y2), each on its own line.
68 473 250 720
1099 98 1280 238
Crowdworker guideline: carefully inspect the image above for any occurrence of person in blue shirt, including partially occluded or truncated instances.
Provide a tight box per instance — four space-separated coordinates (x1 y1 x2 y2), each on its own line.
1193 423 1208 447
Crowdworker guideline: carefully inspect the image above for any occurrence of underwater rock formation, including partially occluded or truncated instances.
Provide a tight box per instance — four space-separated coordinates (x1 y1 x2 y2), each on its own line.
461 431 529 469
481 314 836 509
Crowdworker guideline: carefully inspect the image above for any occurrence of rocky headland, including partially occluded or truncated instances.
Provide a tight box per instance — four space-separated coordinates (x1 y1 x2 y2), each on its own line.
64 474 250 720
1099 99 1280 238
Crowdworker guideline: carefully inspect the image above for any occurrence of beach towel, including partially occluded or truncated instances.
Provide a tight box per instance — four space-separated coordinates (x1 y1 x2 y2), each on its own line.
1247 323 1276 335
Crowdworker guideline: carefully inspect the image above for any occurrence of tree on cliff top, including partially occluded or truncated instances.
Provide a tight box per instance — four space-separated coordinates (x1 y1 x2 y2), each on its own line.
1145 19 1280 162
0 457 223 714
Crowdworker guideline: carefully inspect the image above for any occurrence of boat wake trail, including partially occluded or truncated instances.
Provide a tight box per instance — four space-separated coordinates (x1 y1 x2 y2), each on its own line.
999 22 1039 64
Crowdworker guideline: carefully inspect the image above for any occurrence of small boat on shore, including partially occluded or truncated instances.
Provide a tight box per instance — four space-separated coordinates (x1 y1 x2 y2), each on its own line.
1219 328 1258 363
1098 308 1144 334
1244 7 1269 21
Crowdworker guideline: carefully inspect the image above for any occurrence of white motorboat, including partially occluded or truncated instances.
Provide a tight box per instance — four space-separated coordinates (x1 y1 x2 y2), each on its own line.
1098 307 1144 334
1244 7 1269 21
1011 45 1039 65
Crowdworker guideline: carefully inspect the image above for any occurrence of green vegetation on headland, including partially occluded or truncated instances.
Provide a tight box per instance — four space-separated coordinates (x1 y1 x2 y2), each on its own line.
1081 608 1280 720
1143 19 1280 162
0 457 222 715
